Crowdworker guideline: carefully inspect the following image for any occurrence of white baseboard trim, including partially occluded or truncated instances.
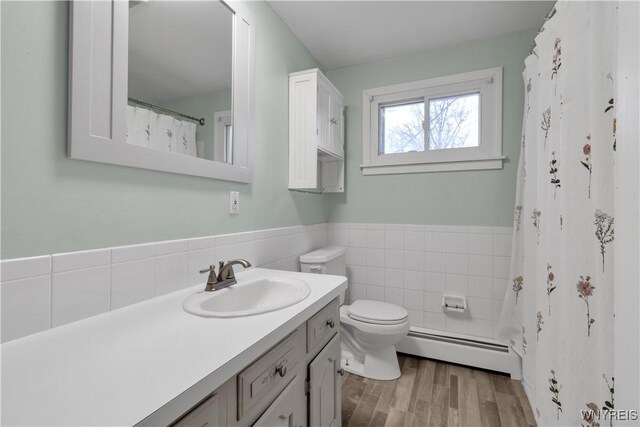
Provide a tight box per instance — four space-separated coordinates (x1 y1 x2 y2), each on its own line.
396 329 520 376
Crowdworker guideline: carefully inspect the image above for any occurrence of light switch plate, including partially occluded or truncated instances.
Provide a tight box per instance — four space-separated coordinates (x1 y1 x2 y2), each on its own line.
229 191 239 215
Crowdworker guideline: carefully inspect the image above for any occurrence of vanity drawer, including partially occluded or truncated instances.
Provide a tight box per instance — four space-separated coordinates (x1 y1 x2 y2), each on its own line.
252 375 304 427
237 328 303 421
171 391 224 427
307 298 339 354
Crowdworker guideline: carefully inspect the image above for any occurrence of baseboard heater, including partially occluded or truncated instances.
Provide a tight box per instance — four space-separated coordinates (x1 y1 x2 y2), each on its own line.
396 328 521 377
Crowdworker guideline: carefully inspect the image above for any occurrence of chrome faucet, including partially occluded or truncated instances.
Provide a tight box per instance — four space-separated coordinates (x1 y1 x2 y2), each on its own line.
199 259 252 291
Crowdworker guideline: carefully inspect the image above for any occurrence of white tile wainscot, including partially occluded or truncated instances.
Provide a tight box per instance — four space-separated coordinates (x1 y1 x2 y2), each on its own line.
0 224 327 343
1 222 508 343
328 223 512 340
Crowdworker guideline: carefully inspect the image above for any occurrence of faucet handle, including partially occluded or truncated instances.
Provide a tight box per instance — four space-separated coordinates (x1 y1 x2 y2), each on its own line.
199 265 216 275
201 265 219 291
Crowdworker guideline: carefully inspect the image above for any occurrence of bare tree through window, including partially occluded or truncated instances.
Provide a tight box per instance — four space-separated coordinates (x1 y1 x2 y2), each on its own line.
380 101 425 154
380 93 479 154
429 93 479 149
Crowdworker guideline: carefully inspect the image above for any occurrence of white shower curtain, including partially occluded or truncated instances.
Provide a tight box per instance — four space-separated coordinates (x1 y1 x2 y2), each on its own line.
126 105 197 156
499 2 619 425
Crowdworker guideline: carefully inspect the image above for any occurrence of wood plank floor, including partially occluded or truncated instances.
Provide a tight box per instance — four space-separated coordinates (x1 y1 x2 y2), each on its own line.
341 354 536 427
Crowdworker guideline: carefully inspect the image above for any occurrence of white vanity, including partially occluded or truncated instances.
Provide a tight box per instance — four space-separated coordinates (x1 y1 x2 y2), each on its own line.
172 298 341 427
0 269 347 427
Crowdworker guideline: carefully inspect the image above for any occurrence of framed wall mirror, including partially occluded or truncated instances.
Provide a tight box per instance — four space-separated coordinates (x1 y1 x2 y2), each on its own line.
68 0 255 182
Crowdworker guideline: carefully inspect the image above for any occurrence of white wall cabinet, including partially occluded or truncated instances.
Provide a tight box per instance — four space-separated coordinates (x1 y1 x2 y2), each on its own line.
289 69 344 193
308 334 342 427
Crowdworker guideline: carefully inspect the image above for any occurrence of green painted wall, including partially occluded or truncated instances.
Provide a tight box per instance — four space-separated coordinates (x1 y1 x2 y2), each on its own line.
0 1 327 259
326 29 536 227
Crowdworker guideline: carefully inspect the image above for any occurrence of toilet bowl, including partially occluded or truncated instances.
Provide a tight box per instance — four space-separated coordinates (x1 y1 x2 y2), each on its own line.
340 300 410 380
300 246 410 381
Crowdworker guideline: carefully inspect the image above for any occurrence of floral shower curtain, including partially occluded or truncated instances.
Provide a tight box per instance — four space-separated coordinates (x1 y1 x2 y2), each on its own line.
126 105 198 157
499 2 619 425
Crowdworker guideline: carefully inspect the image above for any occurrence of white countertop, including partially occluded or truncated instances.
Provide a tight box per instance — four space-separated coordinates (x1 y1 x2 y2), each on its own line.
1 268 347 426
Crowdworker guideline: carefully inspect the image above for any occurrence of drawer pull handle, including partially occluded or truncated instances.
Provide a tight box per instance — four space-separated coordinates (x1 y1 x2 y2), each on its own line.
338 368 345 376
275 364 287 378
326 319 335 328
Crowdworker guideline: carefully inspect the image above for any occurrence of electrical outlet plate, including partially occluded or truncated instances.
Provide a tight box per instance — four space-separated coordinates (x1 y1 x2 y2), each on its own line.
229 191 239 215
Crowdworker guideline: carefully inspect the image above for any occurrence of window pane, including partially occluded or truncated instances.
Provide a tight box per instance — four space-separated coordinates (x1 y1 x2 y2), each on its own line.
428 93 479 150
380 101 425 154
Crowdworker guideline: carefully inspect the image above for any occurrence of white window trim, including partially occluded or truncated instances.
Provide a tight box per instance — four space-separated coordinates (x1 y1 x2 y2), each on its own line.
361 67 503 175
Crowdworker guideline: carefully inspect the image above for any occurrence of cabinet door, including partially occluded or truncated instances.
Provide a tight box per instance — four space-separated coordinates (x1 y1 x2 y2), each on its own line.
289 72 319 190
329 97 344 158
309 334 341 427
253 377 305 427
317 84 332 153
172 390 227 427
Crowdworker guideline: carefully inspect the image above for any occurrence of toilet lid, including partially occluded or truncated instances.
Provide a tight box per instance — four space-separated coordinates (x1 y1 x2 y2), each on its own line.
347 300 408 325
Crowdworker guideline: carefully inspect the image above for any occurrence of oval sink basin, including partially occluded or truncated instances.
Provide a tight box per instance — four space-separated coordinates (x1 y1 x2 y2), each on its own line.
183 276 311 318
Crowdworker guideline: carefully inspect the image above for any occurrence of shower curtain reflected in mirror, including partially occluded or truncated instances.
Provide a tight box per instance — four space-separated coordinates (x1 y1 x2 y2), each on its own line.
126 105 198 157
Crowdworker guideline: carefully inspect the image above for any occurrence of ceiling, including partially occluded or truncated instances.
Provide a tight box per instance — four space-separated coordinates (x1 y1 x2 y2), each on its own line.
268 1 554 70
128 1 233 103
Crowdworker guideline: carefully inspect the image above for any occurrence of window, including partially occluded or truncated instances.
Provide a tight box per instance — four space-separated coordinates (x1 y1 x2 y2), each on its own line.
362 67 503 174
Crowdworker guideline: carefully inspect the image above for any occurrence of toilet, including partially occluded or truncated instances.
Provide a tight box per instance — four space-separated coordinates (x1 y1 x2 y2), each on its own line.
300 246 409 380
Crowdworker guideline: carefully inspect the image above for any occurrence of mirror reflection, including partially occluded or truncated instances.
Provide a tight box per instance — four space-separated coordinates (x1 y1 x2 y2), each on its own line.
127 0 233 163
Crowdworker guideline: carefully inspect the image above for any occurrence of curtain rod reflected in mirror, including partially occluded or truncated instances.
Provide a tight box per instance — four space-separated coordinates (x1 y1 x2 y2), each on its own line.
128 97 206 126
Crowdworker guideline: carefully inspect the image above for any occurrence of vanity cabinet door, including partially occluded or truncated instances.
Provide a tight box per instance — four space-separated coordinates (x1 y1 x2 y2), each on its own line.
172 390 227 427
308 334 341 427
253 377 305 427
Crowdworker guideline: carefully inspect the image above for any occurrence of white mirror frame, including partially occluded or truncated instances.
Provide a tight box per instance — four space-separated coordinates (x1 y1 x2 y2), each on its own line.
68 0 255 182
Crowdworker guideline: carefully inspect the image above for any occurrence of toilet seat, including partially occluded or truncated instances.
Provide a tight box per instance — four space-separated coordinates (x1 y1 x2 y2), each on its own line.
347 300 408 325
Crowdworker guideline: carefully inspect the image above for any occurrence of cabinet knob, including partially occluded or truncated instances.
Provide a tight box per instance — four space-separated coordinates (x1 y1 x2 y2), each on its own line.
338 368 345 376
275 364 287 378
326 319 335 328
330 118 338 124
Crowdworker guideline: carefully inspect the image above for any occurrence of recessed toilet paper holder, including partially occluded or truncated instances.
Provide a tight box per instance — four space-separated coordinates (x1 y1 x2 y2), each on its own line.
442 294 467 313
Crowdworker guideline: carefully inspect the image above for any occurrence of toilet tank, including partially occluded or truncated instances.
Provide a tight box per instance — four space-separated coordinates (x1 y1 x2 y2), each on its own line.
300 246 347 303
300 246 346 275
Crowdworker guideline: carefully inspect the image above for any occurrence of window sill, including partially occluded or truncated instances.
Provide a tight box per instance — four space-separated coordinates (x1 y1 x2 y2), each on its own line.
360 156 505 175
